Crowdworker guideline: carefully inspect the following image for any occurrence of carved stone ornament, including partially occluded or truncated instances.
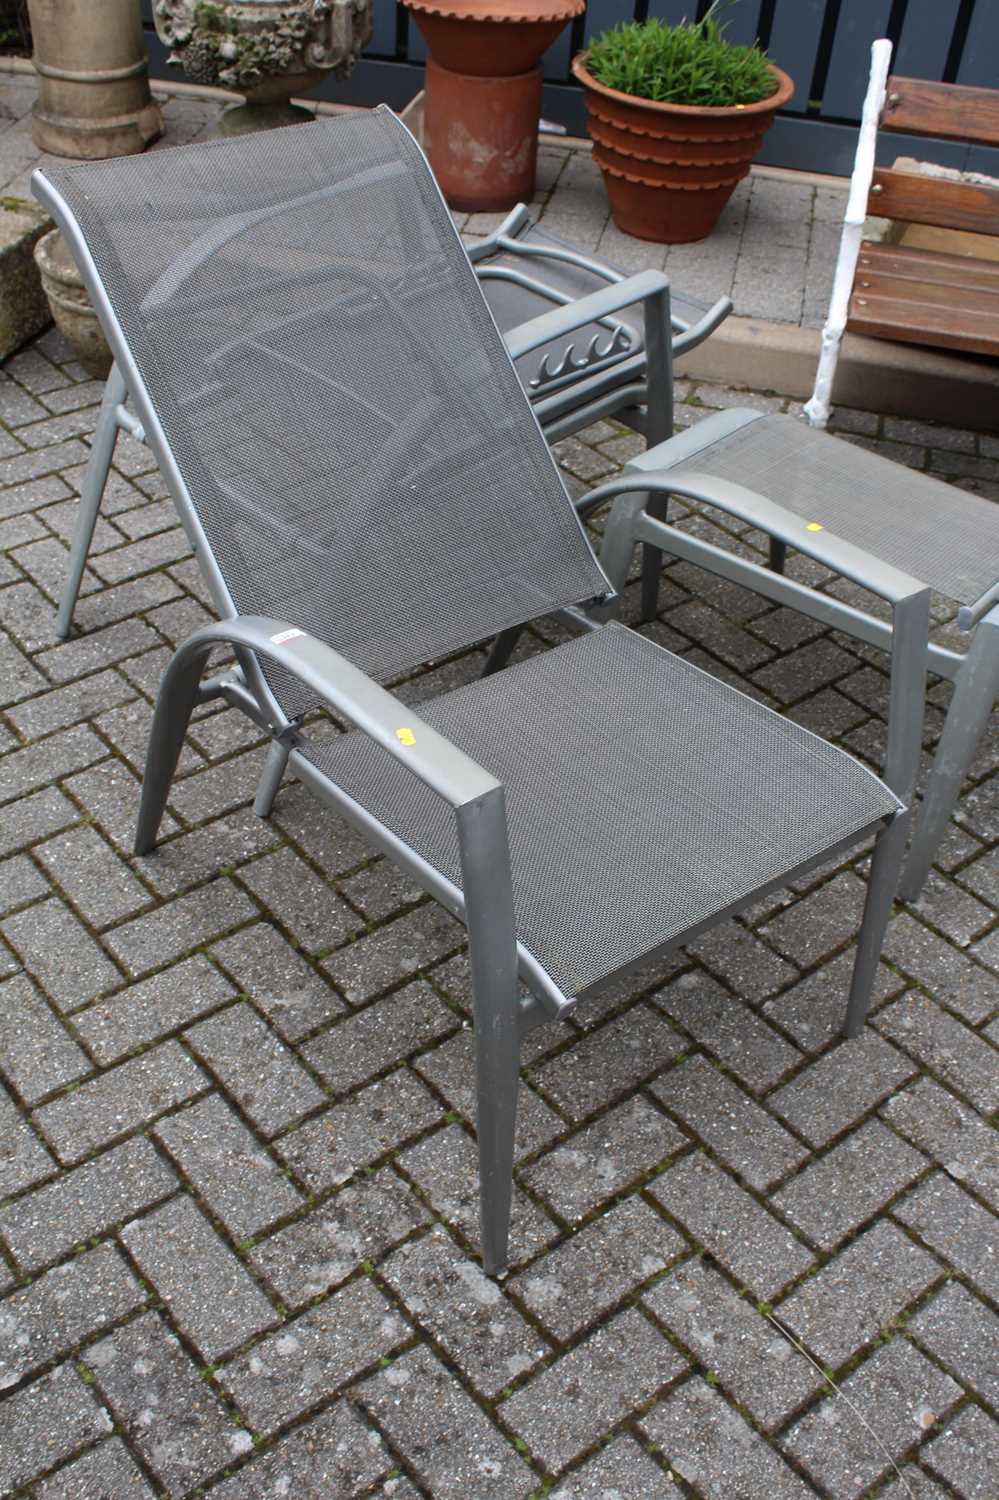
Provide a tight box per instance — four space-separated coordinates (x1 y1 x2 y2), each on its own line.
154 1 372 124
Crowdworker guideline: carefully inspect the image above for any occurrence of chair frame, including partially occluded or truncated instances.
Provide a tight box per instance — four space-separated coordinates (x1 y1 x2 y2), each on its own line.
597 409 999 900
34 138 930 1277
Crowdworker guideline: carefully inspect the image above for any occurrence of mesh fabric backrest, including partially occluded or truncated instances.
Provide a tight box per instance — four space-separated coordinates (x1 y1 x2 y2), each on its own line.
45 108 608 714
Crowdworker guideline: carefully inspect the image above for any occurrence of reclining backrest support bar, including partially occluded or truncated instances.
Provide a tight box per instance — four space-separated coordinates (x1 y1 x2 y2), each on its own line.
32 107 611 720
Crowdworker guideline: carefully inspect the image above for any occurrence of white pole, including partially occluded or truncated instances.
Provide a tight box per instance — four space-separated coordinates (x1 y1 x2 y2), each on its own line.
804 38 893 428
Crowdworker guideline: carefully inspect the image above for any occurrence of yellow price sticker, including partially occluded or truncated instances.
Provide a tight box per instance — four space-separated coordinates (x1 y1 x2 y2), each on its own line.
396 727 416 746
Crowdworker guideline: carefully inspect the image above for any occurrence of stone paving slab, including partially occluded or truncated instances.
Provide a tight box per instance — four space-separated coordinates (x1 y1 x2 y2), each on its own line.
0 69 996 1500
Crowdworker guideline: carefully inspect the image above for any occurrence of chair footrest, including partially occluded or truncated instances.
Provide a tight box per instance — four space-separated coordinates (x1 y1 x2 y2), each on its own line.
625 409 999 608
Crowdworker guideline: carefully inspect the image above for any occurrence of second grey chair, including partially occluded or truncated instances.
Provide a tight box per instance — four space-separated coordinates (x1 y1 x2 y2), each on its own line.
468 204 732 444
34 106 928 1275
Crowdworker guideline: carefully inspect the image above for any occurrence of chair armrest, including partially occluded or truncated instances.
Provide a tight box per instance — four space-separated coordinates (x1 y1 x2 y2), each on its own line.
163 617 501 810
582 468 928 607
958 581 999 631
135 616 528 1066
503 270 670 361
670 296 733 356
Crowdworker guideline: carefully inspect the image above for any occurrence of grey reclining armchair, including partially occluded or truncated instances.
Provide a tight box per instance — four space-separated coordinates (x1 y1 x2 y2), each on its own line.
595 408 999 900
33 107 929 1275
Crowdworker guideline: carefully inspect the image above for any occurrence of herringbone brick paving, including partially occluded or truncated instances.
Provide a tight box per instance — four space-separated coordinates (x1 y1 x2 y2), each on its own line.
1 83 998 1500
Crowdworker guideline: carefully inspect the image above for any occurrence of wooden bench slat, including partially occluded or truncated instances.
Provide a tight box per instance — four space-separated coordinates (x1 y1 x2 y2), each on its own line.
852 272 999 319
881 77 999 147
847 292 999 357
858 241 999 292
870 168 999 237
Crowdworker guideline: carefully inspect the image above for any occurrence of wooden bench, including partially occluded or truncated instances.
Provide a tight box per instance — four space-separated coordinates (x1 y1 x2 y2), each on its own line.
847 77 999 357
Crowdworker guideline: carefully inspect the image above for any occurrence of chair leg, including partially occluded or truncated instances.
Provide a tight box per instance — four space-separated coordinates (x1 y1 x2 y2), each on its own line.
475 1010 520 1277
456 786 521 1276
56 363 126 639
844 812 909 1037
900 606 999 903
599 492 644 600
639 493 667 622
134 644 211 855
483 626 523 677
254 739 290 818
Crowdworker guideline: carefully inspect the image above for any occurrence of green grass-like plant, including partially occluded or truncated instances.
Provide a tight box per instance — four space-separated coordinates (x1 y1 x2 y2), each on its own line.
585 6 776 108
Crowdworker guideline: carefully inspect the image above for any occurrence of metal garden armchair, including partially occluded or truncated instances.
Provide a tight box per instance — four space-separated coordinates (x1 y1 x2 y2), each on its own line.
34 107 929 1277
595 407 999 901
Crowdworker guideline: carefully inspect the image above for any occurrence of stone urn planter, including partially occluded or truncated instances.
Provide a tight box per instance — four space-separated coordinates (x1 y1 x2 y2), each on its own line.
572 31 794 244
404 0 584 212
153 0 373 134
27 0 162 159
34 228 112 377
0 198 53 360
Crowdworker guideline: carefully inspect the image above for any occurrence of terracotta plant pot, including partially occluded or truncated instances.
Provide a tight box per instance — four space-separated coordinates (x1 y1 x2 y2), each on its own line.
572 53 795 244
404 0 583 210
424 56 543 211
406 0 582 76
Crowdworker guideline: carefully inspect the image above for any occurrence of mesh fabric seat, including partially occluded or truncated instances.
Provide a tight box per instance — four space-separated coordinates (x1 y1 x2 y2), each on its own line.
303 623 899 999
659 411 999 606
33 107 926 1277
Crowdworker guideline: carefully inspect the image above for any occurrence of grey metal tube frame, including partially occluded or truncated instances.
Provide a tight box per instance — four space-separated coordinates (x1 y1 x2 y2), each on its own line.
470 205 731 604
594 459 992 901
468 202 732 360
34 168 291 739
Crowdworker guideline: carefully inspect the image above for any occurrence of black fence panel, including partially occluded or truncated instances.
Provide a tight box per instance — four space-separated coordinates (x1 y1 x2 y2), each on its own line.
141 0 999 177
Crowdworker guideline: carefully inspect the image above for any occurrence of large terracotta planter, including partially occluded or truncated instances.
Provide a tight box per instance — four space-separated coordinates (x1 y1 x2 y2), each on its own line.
573 53 795 243
405 0 583 211
27 0 162 159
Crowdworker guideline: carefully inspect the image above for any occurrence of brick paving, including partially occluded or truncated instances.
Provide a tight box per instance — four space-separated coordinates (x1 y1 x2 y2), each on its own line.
1 73 998 1500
